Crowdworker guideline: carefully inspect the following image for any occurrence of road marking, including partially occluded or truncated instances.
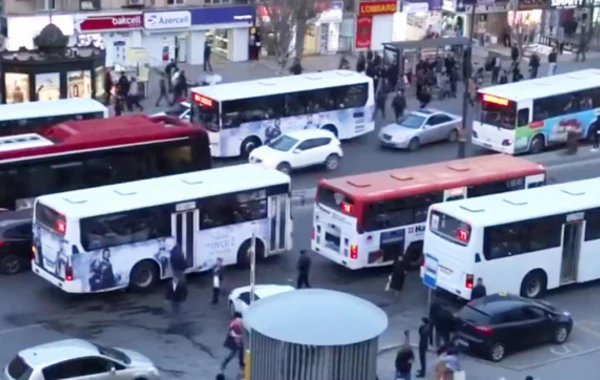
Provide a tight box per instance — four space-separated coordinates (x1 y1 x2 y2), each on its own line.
550 342 582 356
575 323 600 340
0 324 44 336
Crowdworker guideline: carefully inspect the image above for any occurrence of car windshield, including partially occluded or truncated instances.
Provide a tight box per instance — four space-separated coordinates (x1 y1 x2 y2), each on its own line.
268 135 299 152
164 103 188 117
397 115 425 129
92 342 131 364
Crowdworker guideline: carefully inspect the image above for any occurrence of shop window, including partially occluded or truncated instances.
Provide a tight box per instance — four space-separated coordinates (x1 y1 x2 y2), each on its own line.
167 0 185 4
36 0 57 10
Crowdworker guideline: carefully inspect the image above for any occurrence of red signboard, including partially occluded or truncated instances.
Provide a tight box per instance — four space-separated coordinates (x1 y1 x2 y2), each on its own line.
358 0 398 15
355 16 373 49
78 14 143 31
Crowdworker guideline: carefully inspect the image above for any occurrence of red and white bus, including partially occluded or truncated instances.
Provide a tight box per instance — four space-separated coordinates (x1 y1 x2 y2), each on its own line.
311 154 546 270
0 115 211 210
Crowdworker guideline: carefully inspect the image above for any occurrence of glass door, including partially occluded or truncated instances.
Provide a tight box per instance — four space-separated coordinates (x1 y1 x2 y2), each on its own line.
560 221 582 284
268 195 288 253
171 209 199 270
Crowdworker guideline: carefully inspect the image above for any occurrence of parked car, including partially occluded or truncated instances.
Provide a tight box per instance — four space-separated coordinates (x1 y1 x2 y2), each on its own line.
378 109 461 151
4 339 159 380
0 209 33 275
453 293 573 362
228 284 295 316
249 130 343 174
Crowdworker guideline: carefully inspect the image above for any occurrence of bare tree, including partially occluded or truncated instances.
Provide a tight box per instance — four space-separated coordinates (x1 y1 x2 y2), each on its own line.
258 0 317 73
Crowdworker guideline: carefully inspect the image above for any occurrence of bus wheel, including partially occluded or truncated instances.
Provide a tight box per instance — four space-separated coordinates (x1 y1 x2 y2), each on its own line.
321 125 338 138
237 238 265 268
241 136 261 157
405 242 424 270
129 260 159 292
520 270 547 298
529 135 545 154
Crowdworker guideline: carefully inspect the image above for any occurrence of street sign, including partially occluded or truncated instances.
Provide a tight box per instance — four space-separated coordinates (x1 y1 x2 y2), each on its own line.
422 253 439 289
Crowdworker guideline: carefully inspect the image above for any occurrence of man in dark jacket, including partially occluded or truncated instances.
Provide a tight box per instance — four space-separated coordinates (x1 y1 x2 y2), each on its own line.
165 276 187 317
375 89 387 119
297 250 311 288
103 71 113 105
430 299 454 348
170 244 186 280
117 72 130 98
392 90 406 120
204 41 213 72
529 53 540 78
471 277 487 300
155 77 169 107
395 331 414 380
390 255 406 293
417 317 432 378
290 58 303 75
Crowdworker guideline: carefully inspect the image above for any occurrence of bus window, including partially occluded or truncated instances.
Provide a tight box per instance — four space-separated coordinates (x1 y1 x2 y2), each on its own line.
156 144 192 175
192 102 220 132
517 109 530 126
481 100 516 130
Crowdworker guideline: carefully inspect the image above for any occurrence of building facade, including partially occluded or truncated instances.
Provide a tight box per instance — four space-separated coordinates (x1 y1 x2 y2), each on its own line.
1 0 255 67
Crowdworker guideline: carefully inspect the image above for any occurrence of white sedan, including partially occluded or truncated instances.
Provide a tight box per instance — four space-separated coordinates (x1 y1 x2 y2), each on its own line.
249 129 343 174
378 109 462 151
228 284 295 316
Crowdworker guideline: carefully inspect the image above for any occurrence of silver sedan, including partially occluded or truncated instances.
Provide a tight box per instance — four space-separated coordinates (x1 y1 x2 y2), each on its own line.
378 109 462 151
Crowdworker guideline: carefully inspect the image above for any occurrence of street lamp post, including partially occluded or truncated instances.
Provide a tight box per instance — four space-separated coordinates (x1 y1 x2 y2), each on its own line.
457 1 477 159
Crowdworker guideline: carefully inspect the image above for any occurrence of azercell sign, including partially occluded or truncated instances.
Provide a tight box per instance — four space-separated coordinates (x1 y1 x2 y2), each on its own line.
143 11 192 30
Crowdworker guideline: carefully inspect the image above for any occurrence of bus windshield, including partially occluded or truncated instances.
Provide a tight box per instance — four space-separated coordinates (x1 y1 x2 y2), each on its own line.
480 100 516 130
192 103 219 132
429 210 471 246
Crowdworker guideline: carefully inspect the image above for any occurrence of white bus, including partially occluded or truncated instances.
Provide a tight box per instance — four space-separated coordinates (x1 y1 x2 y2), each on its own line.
32 164 292 293
0 98 108 137
190 70 375 157
473 69 600 154
422 177 600 300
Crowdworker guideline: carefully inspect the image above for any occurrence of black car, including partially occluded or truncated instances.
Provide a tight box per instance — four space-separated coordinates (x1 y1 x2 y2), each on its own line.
0 209 33 275
453 293 573 362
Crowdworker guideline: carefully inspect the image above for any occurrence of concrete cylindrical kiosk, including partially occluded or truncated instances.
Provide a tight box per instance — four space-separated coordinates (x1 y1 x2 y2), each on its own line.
243 288 388 380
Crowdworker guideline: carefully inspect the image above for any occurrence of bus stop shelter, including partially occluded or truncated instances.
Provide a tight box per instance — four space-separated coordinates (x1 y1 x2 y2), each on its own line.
382 37 471 85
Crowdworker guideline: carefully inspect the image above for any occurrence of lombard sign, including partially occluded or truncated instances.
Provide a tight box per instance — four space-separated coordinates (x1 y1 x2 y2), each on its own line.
358 0 398 15
143 11 192 30
76 14 143 32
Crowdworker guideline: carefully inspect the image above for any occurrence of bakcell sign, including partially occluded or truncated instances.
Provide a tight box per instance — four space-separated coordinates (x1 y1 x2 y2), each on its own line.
144 11 192 30
76 14 143 32
358 0 398 15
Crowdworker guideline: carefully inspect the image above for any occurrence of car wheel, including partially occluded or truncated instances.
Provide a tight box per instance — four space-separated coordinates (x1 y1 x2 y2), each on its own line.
553 324 570 344
448 129 459 142
276 162 292 174
324 154 340 171
129 260 159 292
408 138 420 151
0 254 23 275
520 270 547 298
488 341 506 362
529 135 545 154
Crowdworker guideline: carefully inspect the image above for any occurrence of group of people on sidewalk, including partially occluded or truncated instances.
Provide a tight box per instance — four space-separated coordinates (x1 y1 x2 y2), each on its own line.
103 71 144 116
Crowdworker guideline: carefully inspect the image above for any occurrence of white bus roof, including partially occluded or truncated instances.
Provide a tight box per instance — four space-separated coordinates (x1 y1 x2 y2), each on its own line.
0 133 54 152
191 70 372 102
478 69 600 102
36 164 291 219
431 177 600 226
0 98 108 122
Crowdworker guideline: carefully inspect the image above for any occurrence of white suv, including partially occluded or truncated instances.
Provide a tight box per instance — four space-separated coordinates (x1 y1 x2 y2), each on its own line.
249 129 343 174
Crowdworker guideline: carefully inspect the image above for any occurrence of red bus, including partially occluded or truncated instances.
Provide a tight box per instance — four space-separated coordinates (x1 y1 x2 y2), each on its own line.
0 115 211 210
311 154 546 270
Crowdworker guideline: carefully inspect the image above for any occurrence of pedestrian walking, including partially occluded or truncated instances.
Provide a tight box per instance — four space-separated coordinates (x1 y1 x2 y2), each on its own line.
204 40 213 72
417 317 432 378
392 90 406 120
127 78 143 112
170 243 186 281
221 312 244 373
471 277 487 300
395 330 414 380
155 77 169 107
417 85 431 109
529 53 540 79
548 48 558 76
375 89 387 119
211 258 224 305
164 276 187 318
491 56 501 84
296 250 311 288
116 72 130 98
103 71 113 105
176 70 189 100
388 254 406 294
430 300 453 348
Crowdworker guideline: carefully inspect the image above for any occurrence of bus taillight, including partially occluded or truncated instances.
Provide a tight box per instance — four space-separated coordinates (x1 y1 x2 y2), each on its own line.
65 265 74 281
350 244 358 259
56 220 66 234
465 274 474 289
341 202 353 215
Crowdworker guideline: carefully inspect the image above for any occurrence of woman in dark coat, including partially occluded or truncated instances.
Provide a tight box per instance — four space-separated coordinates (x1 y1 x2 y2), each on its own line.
390 255 407 293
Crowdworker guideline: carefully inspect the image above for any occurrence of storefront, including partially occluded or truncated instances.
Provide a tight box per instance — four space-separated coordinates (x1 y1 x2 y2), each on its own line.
541 0 597 52
304 1 344 55
5 14 75 51
442 0 512 46
399 0 443 41
509 0 548 47
355 0 399 50
142 5 255 66
73 12 143 67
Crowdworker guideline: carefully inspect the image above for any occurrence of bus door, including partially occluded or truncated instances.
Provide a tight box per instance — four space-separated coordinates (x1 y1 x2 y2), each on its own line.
560 214 584 284
268 195 287 253
171 204 200 270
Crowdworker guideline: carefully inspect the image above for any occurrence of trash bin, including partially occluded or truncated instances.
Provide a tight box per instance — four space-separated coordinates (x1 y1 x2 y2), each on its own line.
566 130 578 155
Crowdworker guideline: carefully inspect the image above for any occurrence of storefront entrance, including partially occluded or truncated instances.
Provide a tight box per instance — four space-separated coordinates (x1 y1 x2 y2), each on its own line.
207 29 229 58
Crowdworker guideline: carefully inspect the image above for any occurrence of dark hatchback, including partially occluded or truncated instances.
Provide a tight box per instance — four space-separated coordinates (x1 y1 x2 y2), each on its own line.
0 209 33 275
453 293 573 362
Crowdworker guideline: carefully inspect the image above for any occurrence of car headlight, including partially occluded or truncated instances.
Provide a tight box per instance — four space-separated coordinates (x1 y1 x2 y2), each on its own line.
148 367 160 376
563 311 571 317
